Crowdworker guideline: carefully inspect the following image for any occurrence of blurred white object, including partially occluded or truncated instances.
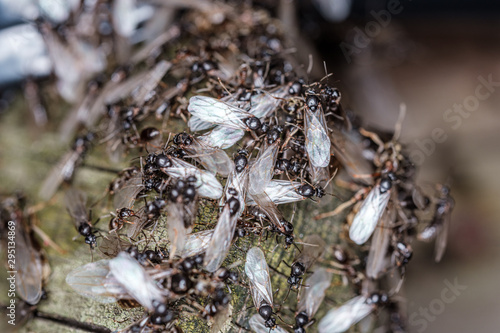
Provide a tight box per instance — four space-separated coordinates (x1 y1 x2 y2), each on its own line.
39 22 106 101
0 0 39 23
113 0 155 38
0 24 51 85
38 0 80 23
0 0 79 23
313 0 352 22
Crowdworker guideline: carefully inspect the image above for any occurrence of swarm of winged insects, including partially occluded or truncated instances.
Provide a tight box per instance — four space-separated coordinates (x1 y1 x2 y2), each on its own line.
0 1 452 333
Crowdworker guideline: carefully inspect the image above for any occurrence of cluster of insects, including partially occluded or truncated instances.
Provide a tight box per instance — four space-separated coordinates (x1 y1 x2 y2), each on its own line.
0 1 454 332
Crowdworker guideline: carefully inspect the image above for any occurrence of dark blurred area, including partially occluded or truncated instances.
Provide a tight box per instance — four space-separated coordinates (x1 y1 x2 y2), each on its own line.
0 1 499 332
298 1 500 332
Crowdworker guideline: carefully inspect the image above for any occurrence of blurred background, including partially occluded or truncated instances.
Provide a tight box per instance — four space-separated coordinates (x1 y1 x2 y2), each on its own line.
0 0 499 332
301 1 500 332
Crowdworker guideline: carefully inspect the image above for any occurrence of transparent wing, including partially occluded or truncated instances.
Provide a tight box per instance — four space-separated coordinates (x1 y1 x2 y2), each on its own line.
39 150 80 200
98 230 133 258
198 126 245 150
434 214 450 263
180 229 213 258
187 96 252 129
248 86 287 119
186 137 234 177
223 167 249 214
248 141 279 195
330 127 374 185
304 107 331 168
298 267 333 318
295 235 326 271
246 180 305 206
245 247 273 308
64 187 89 226
204 203 240 272
188 115 215 132
318 296 373 333
188 94 241 132
165 157 223 199
309 162 330 186
126 207 149 239
108 252 165 311
412 186 429 211
166 201 188 258
249 192 286 233
113 172 144 210
249 314 288 333
131 60 171 105
66 259 117 303
15 224 43 304
349 185 391 245
366 203 396 279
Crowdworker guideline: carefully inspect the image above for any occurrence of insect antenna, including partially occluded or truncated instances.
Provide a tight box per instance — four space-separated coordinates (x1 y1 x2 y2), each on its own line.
80 163 122 174
275 312 294 328
314 187 370 220
268 264 287 278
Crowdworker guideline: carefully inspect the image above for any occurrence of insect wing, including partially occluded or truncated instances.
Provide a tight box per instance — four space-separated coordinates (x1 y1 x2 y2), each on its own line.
39 150 80 200
187 96 252 130
223 167 249 214
188 137 234 176
131 60 171 105
245 247 273 308
366 203 396 279
108 252 165 311
330 127 374 185
249 192 286 232
249 314 288 333
349 185 391 245
248 86 287 119
318 296 373 333
204 203 240 272
304 107 331 168
298 267 333 318
434 213 450 263
412 186 429 211
198 126 245 150
126 207 149 239
246 180 304 206
248 141 279 195
15 224 43 304
295 235 326 271
188 115 215 132
98 230 133 258
309 163 330 186
113 172 144 210
66 259 117 303
64 187 89 226
180 229 214 258
165 157 223 199
188 95 240 132
166 200 188 258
